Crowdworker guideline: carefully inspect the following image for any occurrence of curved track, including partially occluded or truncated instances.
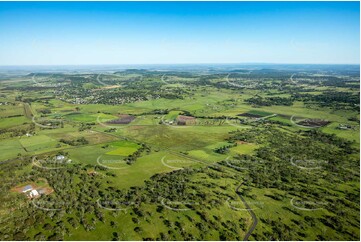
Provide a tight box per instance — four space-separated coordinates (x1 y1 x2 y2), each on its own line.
236 183 258 241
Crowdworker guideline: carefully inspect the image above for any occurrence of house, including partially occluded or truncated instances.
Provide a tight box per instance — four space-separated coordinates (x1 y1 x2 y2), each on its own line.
29 190 39 198
337 124 352 130
56 155 65 161
22 185 33 193
88 171 98 176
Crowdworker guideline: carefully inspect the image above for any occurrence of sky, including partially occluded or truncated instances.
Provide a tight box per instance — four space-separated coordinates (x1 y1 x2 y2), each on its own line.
0 1 359 65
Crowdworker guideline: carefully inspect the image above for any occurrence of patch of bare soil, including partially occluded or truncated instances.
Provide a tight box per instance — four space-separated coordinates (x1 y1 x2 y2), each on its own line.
107 114 135 124
298 119 330 127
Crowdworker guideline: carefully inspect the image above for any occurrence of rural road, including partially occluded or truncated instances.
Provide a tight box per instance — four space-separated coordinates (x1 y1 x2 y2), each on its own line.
236 183 258 241
96 74 107 86
254 113 277 122
290 73 297 84
290 115 323 129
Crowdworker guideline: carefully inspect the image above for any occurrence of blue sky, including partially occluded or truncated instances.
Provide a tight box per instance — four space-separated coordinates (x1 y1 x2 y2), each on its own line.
0 1 359 65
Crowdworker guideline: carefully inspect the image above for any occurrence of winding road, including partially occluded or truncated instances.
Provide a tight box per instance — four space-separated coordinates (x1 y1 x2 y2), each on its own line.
290 73 297 84
236 183 258 241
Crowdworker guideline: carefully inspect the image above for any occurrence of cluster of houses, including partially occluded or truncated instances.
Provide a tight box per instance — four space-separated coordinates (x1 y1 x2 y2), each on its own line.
337 124 353 130
0 101 14 105
20 155 67 199
162 115 197 126
163 119 174 125
55 155 72 163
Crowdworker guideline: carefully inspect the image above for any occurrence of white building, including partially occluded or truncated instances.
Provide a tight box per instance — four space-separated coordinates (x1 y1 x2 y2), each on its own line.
56 155 65 160
29 190 39 198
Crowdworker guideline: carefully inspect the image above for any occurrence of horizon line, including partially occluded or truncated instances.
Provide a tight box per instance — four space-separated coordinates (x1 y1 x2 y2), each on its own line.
0 63 360 67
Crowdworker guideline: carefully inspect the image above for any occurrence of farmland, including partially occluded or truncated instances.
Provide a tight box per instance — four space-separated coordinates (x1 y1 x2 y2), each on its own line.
0 65 359 241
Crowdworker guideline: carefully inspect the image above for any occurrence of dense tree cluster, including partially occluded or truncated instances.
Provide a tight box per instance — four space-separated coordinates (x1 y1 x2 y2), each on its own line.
223 127 359 240
59 137 89 146
245 95 293 106
292 91 360 110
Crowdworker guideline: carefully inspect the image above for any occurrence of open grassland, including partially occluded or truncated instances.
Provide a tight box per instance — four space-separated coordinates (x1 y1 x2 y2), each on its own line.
0 138 26 160
106 140 140 156
0 116 29 128
64 112 118 122
67 146 203 189
0 104 24 118
120 124 239 154
19 135 59 153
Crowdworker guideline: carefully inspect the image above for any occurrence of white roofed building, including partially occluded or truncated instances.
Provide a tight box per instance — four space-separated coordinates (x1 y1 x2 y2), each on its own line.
29 190 39 198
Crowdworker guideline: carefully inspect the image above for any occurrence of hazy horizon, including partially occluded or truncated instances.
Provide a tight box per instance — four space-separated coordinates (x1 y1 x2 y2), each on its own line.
0 62 360 67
